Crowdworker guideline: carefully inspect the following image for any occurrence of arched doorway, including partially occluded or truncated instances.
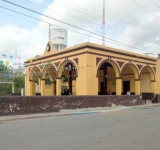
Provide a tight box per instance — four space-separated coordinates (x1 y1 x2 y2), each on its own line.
121 64 139 95
58 61 77 95
97 61 120 95
41 64 57 96
140 66 155 99
29 66 41 96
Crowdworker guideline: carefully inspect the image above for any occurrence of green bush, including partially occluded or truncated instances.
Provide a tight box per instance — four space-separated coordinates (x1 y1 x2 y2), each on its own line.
0 84 12 96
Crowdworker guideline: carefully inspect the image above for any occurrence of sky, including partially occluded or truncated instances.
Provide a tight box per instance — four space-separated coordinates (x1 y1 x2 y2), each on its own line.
0 0 160 66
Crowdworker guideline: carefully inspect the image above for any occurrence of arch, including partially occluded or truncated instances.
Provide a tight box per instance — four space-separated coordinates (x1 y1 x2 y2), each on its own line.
29 66 41 81
30 66 41 74
57 60 78 78
41 63 57 81
96 59 120 77
140 65 156 81
41 63 57 74
121 63 140 79
48 62 58 71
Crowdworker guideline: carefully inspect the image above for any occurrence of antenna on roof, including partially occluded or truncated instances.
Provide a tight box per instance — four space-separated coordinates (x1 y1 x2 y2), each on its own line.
143 53 153 56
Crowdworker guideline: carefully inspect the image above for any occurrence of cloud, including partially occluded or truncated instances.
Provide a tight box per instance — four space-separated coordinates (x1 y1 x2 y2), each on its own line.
0 0 160 63
0 24 48 62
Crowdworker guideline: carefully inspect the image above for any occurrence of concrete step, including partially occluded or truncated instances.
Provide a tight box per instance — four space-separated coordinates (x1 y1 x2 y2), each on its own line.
146 100 152 105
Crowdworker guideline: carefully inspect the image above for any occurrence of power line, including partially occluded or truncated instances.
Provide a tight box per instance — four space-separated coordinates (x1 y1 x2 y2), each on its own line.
0 11 42 26
56 0 159 39
24 0 130 33
0 1 159 55
130 0 160 20
1 1 159 55
0 5 129 49
148 0 160 10
86 2 97 42
2 0 104 35
20 0 160 46
20 0 103 28
23 0 140 34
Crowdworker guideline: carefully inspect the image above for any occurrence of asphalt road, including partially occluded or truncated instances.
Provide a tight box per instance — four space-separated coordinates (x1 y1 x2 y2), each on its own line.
0 106 160 150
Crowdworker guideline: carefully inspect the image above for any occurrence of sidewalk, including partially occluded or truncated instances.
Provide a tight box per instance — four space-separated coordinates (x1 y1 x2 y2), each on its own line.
0 103 160 122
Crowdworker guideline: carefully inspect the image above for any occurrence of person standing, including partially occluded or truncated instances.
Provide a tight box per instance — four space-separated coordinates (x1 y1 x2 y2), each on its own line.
127 90 130 95
107 90 112 95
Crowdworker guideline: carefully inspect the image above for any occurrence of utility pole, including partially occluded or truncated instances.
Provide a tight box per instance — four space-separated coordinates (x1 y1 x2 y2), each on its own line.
102 0 105 46
15 49 17 68
143 53 153 56
49 23 51 41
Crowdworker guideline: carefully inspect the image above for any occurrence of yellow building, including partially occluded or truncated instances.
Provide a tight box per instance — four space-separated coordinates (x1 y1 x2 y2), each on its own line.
25 42 159 96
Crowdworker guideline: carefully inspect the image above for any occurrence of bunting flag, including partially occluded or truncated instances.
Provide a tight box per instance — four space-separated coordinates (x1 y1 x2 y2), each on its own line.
2 54 7 58
5 61 9 66
10 55 13 59
0 53 25 60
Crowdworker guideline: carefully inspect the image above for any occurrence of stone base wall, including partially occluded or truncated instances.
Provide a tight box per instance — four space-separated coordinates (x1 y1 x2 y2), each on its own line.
142 93 154 100
154 95 160 103
0 95 142 116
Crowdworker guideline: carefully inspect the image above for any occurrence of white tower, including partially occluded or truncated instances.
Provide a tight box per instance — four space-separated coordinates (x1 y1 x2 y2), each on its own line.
50 28 68 51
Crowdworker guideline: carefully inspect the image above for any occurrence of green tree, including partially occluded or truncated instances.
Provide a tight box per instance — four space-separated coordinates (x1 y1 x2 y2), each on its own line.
13 76 25 93
0 84 12 96
0 63 25 95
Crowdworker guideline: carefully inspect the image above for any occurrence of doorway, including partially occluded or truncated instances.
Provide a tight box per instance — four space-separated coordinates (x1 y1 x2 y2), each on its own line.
99 82 105 95
98 62 115 95
123 81 130 95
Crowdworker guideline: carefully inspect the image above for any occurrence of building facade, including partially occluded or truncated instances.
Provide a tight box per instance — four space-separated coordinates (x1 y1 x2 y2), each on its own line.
25 42 159 96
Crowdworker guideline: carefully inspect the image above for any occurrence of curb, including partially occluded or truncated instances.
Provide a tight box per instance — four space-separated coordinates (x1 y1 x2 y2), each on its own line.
0 103 160 122
132 103 160 109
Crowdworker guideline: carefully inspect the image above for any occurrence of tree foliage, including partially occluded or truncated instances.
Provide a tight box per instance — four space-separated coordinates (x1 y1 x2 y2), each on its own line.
0 84 12 96
0 64 25 95
13 76 25 92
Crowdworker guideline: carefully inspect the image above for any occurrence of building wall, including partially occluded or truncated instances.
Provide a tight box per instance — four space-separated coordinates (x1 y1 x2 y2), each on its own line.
86 53 98 95
25 66 31 96
140 74 151 93
155 59 160 94
75 53 88 95
25 42 157 96
45 85 52 95
72 80 76 95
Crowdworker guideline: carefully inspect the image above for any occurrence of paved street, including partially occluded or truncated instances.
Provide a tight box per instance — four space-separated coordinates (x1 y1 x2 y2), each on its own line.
0 106 160 150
